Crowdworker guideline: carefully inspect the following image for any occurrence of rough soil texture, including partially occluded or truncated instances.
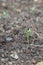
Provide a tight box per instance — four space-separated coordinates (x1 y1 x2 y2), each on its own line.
0 0 43 65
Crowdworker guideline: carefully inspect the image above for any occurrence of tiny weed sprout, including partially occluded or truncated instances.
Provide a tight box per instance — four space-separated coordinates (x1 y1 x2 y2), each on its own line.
3 10 9 18
26 28 30 48
30 6 36 15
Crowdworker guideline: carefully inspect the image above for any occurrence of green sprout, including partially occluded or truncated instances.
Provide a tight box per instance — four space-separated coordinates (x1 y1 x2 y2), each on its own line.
26 28 30 47
30 6 36 15
2 10 9 25
3 10 9 18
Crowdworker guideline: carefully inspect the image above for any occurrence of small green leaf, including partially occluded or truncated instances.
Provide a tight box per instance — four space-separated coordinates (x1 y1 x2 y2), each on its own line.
3 10 9 18
30 6 36 15
26 28 30 47
26 28 30 33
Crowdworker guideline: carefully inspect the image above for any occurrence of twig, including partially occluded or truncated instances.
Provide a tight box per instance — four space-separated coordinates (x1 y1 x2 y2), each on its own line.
33 31 43 40
30 44 43 48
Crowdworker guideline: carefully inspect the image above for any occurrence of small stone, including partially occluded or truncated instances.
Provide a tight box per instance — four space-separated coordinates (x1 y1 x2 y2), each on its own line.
34 0 38 2
8 62 12 65
2 54 4 57
10 54 14 57
1 58 8 62
5 36 14 42
21 60 24 63
10 53 19 60
2 3 6 7
14 54 19 60
5 63 8 65
32 59 36 64
1 58 5 62
16 9 21 13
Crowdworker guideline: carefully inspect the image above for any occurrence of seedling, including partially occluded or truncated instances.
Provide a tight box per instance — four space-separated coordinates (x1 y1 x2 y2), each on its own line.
2 10 9 24
30 6 36 16
26 28 30 47
3 10 9 18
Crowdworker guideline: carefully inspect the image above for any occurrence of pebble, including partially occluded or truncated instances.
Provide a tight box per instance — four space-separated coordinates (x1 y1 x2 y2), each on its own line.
16 9 21 13
32 59 36 64
8 62 12 65
10 52 19 60
5 36 14 42
14 54 19 60
2 2 6 7
2 54 4 57
34 0 38 2
1 58 8 62
21 60 24 63
10 54 19 60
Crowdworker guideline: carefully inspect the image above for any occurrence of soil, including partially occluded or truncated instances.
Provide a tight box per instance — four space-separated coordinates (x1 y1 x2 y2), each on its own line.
0 0 43 65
